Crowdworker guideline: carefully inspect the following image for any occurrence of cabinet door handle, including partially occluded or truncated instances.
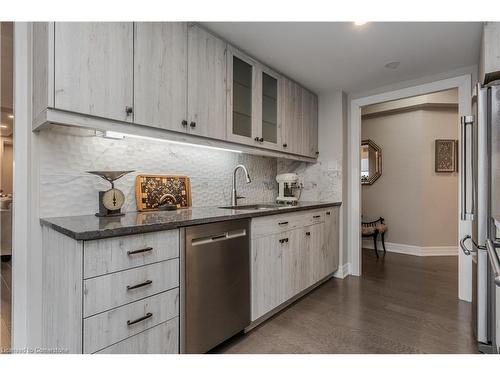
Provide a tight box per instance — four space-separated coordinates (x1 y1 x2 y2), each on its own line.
127 247 153 256
278 221 289 226
315 151 319 156
190 121 196 128
283 143 288 148
126 279 152 291
254 137 260 142
127 312 153 326
259 137 264 142
313 215 321 219
182 120 188 127
125 106 133 115
326 212 331 216
305 231 311 236
279 238 289 244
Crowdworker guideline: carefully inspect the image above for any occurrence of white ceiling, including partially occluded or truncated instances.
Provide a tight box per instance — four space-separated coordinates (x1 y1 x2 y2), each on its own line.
203 22 483 95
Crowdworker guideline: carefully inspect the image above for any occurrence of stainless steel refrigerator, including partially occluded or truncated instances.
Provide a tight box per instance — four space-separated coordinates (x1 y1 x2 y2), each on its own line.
460 81 500 354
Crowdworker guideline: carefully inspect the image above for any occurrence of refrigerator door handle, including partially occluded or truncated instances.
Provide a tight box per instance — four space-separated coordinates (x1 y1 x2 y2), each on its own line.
460 235 476 255
486 239 500 286
460 115 475 221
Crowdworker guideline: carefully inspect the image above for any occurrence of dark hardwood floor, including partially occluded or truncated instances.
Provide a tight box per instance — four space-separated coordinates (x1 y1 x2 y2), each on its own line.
0 259 11 353
213 249 477 354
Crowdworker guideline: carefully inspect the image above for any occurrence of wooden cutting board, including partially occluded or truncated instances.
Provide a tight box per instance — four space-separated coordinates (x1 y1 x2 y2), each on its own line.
135 174 192 211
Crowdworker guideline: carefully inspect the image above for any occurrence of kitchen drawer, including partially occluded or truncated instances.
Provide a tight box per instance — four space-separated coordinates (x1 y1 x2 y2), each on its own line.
95 317 179 354
306 209 326 225
84 230 179 279
84 288 179 353
251 211 305 237
83 259 179 317
251 209 326 237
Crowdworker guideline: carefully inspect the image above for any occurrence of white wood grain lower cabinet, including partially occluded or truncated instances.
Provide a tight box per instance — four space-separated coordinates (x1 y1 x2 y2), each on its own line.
251 232 285 321
42 226 181 353
250 207 339 322
96 318 179 354
282 229 303 300
307 223 327 283
84 259 179 317
325 207 340 275
84 230 179 279
42 226 83 353
84 289 179 353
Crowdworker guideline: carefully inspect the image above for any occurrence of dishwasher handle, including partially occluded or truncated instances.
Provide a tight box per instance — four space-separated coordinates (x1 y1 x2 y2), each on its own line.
191 229 247 246
486 239 500 286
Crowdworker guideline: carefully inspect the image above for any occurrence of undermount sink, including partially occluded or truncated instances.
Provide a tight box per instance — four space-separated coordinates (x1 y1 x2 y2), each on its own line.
219 204 292 211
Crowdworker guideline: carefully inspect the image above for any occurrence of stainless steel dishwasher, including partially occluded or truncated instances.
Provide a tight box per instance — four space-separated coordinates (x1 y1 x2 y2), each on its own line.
184 219 250 353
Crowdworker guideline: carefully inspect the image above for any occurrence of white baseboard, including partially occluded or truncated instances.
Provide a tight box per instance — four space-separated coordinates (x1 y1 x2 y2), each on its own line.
333 262 350 279
362 240 458 256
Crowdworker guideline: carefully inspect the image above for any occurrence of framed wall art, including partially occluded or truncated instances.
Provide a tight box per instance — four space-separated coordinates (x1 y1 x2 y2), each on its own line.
435 139 458 173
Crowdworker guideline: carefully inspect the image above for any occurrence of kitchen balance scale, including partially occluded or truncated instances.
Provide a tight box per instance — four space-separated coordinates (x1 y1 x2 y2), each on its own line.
87 170 134 217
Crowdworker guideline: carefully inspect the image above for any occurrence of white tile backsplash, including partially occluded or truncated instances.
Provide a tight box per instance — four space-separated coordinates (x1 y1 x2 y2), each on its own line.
38 127 278 217
277 159 342 202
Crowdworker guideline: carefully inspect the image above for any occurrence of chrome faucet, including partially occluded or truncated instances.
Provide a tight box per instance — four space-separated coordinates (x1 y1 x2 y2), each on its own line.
231 164 252 206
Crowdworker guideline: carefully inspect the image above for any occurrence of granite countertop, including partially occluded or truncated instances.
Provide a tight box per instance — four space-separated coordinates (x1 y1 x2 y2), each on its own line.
40 201 342 241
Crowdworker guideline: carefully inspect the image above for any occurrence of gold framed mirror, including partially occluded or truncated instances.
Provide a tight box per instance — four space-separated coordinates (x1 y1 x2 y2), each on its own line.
361 139 382 185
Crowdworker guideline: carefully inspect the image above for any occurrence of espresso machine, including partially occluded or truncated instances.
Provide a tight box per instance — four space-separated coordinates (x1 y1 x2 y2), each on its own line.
276 173 301 205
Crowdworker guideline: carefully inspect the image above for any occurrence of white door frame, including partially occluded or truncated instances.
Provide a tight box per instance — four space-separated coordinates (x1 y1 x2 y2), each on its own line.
347 74 473 302
12 21 35 350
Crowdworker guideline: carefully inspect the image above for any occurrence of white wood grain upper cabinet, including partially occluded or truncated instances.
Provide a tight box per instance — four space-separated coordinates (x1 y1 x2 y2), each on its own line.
227 47 259 146
281 77 303 154
187 25 227 139
302 89 319 157
134 22 188 132
54 23 133 122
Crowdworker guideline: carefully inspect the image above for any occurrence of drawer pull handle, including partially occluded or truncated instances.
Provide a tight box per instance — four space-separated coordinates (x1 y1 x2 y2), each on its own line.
126 279 153 291
278 221 289 225
127 247 153 256
279 238 289 244
326 212 331 216
313 215 321 219
127 312 153 326
305 231 311 236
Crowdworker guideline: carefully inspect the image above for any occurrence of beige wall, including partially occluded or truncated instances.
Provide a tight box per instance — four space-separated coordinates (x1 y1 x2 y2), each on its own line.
361 107 458 247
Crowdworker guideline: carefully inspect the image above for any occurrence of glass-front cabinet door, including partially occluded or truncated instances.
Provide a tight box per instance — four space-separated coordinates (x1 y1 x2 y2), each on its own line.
227 47 282 150
259 67 281 150
227 47 257 146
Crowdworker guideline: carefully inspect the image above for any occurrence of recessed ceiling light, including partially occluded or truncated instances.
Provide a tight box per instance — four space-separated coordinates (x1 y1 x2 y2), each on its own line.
0 125 8 129
354 21 367 26
7 114 14 119
384 61 400 69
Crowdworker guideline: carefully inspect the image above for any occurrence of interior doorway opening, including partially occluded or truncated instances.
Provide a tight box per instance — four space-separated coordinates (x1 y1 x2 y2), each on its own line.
360 88 459 259
348 74 472 302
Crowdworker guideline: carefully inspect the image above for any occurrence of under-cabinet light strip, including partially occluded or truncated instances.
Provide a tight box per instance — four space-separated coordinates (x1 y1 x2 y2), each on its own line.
103 131 242 154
